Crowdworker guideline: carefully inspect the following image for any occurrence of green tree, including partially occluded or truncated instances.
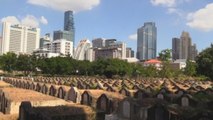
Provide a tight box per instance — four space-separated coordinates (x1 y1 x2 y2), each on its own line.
184 60 197 76
158 49 174 78
159 49 172 61
196 44 213 80
16 54 37 75
0 52 17 73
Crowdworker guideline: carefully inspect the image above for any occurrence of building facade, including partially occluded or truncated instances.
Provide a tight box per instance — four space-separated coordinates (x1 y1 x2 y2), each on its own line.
43 39 73 56
92 38 105 48
53 30 74 42
172 38 180 60
74 39 93 61
94 48 122 60
190 44 198 60
40 33 51 49
105 39 117 47
180 31 192 59
109 41 126 59
137 22 157 60
64 11 75 31
1 22 40 55
126 48 134 58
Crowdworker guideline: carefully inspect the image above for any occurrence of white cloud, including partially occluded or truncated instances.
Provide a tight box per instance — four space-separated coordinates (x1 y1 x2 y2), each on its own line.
1 16 20 24
150 0 176 7
187 3 213 32
150 0 191 7
128 34 137 40
21 15 39 27
1 15 48 27
27 0 101 12
40 16 48 25
167 8 183 17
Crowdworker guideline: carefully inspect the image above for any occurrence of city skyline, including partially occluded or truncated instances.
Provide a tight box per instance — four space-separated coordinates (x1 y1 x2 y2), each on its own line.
0 0 213 54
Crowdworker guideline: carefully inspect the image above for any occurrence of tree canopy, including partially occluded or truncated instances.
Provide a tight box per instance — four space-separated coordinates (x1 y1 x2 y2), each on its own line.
196 44 213 80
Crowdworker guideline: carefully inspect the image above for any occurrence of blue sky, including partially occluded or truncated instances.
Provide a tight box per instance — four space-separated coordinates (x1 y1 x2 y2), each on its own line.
0 0 213 54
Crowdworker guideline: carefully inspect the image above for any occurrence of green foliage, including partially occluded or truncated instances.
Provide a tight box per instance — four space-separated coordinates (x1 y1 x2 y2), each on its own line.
158 49 172 61
184 60 197 76
0 52 17 72
159 61 174 78
196 44 213 80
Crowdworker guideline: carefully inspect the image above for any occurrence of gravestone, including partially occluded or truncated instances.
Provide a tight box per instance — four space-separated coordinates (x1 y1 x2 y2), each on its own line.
181 97 189 107
123 101 130 118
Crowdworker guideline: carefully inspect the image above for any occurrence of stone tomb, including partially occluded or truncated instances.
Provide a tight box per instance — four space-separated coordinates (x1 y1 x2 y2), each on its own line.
19 101 105 120
0 87 69 114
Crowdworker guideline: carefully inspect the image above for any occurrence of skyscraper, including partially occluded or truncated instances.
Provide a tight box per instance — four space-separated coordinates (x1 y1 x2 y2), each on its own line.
137 22 157 60
64 11 74 31
1 22 40 55
172 31 198 60
172 38 180 60
180 31 192 59
59 10 75 48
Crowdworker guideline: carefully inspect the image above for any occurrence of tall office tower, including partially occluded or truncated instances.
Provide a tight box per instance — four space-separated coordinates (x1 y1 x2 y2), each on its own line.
172 38 180 60
64 10 75 46
92 38 105 48
64 11 74 31
74 39 93 61
190 44 198 60
40 33 51 49
180 31 192 59
137 22 157 60
1 22 40 55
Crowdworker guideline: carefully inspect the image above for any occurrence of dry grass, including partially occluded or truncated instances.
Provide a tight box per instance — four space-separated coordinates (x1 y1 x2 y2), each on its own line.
0 114 18 120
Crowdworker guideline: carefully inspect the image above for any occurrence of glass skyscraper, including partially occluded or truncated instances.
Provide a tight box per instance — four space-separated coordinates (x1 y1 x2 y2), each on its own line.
137 22 157 60
56 10 75 46
64 11 74 31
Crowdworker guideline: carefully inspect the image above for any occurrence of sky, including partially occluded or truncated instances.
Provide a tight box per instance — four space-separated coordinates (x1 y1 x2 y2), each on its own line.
0 0 213 54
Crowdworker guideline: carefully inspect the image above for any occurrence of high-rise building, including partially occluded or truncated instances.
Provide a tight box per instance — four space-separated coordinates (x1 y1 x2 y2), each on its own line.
74 39 93 61
40 33 51 49
1 22 40 55
137 22 157 60
64 11 74 31
172 31 198 60
180 31 192 59
172 38 180 60
126 48 134 58
92 38 105 48
63 10 75 46
190 44 198 60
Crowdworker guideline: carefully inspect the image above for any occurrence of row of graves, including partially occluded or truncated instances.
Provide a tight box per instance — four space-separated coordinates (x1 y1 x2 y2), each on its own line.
3 76 213 120
0 80 105 120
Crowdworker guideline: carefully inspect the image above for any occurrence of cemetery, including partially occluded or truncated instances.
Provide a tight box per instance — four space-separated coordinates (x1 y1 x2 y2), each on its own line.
0 76 212 120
